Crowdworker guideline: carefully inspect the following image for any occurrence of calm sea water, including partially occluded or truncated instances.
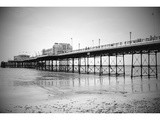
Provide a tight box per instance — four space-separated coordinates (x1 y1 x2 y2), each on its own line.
0 66 160 95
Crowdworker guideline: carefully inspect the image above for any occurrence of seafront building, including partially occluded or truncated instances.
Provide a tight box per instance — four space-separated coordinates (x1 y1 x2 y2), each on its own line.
42 43 73 55
42 48 53 56
14 55 30 61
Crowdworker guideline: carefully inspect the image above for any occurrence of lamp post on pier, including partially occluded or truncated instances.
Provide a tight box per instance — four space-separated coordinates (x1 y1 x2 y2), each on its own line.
130 32 132 45
99 39 101 47
71 38 73 51
92 40 94 47
78 43 80 50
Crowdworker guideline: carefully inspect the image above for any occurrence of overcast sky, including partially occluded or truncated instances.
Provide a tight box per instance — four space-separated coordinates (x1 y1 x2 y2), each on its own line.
0 7 160 62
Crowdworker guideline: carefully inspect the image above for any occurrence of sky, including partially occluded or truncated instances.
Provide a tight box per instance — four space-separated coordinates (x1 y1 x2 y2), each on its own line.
0 7 160 62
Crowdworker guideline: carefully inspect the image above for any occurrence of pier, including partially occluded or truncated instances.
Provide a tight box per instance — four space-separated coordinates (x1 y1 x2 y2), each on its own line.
2 35 160 78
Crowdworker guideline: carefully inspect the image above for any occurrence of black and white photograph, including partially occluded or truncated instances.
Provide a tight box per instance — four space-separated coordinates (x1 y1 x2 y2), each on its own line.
0 3 160 118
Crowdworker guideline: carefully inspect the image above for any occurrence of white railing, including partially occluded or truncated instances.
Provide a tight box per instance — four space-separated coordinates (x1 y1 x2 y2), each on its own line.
65 35 160 54
31 35 160 58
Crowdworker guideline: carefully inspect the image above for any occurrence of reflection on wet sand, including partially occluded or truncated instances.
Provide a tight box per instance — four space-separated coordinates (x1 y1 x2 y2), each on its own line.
1 68 160 113
36 75 160 94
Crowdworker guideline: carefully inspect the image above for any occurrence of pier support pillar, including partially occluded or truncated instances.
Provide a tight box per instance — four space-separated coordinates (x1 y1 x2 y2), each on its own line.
45 60 47 71
51 60 53 71
59 59 61 72
72 58 74 73
99 55 102 75
131 50 158 78
148 51 150 78
140 51 143 78
94 56 96 74
109 54 125 76
66 58 69 72
87 56 89 74
78 57 81 74
116 54 118 76
108 55 111 76
56 60 58 72
155 51 158 79
85 57 86 73
123 54 125 76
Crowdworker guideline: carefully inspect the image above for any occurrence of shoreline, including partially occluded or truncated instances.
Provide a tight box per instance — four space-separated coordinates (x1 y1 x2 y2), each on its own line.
0 68 160 113
1 89 160 113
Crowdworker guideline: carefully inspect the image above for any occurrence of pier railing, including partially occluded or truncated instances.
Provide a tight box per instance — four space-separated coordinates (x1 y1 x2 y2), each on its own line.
64 35 160 55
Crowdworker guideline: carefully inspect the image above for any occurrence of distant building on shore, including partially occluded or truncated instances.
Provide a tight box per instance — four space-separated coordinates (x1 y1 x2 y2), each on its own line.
42 48 53 56
1 61 6 68
14 54 30 61
42 43 73 55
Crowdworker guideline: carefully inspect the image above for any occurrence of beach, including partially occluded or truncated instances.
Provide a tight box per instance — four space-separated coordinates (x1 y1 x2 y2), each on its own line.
1 84 160 113
0 68 160 113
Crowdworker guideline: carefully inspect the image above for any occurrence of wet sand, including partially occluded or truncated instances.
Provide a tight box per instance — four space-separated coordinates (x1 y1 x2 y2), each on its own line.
1 85 160 113
0 68 160 113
